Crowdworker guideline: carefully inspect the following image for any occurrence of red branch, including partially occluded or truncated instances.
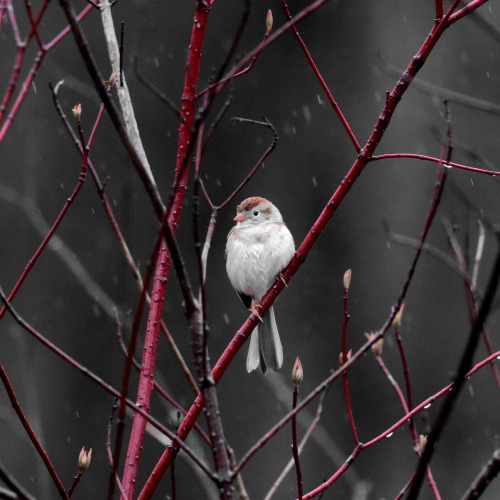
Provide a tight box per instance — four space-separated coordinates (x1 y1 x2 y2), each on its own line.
0 364 68 499
301 348 500 499
280 0 360 152
291 381 303 500
0 4 93 140
0 111 92 321
139 2 481 496
340 271 358 444
121 2 211 495
371 153 500 176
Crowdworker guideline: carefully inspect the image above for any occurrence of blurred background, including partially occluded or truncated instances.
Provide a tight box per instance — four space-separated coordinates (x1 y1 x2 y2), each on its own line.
1 0 500 498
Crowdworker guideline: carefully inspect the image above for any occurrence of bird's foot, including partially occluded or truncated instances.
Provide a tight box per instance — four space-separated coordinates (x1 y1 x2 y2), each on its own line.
278 272 288 287
251 300 264 322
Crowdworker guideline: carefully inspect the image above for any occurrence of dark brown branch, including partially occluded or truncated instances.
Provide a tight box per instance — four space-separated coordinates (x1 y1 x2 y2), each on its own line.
460 448 500 500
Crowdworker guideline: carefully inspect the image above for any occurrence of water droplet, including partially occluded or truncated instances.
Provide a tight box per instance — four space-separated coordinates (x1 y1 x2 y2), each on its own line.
302 105 311 124
386 432 394 438
424 403 432 409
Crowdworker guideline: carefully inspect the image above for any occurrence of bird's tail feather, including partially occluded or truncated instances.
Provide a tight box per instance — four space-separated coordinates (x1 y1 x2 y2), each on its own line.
246 327 260 373
246 306 283 374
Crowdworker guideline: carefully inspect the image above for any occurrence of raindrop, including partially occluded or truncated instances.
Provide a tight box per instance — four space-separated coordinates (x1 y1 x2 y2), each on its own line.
316 94 324 105
424 403 432 409
386 432 394 438
311 176 317 187
302 105 312 124
223 313 229 324
444 163 452 169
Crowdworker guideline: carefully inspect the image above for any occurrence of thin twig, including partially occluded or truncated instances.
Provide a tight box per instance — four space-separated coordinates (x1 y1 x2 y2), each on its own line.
0 4 93 140
48 82 199 395
0 365 68 499
444 220 500 389
382 59 500 116
133 55 180 119
58 0 165 217
0 285 214 479
202 117 278 211
0 110 91 321
407 241 500 498
264 388 332 500
383 218 460 274
291 383 303 500
280 0 360 152
340 270 359 444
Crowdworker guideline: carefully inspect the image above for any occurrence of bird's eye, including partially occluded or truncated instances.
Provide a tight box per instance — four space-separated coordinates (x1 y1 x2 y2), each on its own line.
253 210 259 216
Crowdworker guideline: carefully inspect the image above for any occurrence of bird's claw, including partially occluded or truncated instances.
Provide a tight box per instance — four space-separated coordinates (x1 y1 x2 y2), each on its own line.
278 272 288 287
251 301 264 322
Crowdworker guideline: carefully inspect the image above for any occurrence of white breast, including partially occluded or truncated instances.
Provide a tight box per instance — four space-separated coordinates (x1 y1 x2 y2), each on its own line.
226 222 295 300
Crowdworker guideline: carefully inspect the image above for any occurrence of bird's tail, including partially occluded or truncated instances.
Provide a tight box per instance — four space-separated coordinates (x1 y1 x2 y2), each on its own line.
246 306 283 374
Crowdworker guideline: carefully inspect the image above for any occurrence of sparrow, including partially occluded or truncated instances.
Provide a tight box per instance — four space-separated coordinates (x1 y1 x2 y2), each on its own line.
226 197 295 373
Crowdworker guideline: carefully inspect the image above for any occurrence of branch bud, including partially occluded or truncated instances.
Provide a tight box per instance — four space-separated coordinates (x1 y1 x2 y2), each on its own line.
343 269 352 290
78 446 92 472
364 332 383 357
292 357 303 386
339 349 352 365
392 304 405 329
72 104 82 120
266 10 273 34
106 72 116 86
415 434 427 453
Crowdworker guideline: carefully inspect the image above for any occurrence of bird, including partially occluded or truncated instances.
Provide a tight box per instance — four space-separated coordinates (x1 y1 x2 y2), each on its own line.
226 197 295 374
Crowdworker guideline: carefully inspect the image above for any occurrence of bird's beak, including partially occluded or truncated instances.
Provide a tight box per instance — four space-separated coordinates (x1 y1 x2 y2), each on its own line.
234 214 246 222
